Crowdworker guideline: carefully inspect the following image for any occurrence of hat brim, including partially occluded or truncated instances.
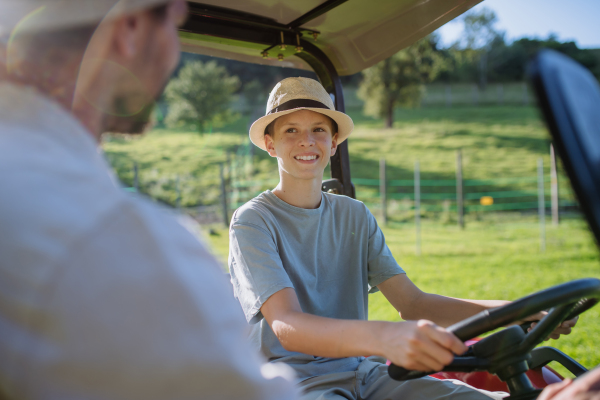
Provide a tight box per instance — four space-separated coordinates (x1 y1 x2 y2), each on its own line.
1 0 171 35
249 107 354 151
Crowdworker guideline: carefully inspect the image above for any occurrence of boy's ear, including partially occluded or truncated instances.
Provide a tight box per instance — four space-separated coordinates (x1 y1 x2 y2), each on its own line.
265 133 277 157
330 132 339 157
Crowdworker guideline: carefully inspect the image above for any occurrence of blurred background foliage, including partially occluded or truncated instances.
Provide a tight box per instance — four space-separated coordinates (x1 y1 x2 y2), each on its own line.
164 60 240 133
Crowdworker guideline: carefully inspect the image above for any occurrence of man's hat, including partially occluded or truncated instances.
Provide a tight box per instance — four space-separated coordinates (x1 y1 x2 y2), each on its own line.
249 77 354 151
0 0 171 36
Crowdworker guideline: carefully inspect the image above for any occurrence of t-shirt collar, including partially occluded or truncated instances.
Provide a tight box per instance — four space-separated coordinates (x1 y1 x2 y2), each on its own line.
263 190 325 215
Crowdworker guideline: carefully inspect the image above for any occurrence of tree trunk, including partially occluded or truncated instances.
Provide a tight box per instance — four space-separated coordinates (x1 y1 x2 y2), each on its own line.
385 100 394 128
382 58 394 129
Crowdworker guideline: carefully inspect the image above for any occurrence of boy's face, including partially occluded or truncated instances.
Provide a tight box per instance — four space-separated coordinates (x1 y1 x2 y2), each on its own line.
265 109 338 181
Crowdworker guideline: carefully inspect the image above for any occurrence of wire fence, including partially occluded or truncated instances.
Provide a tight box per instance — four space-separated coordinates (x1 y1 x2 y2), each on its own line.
123 145 578 254
353 177 576 213
125 162 577 224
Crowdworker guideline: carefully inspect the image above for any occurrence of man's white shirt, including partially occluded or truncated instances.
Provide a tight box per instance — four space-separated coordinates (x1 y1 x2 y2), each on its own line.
0 83 297 400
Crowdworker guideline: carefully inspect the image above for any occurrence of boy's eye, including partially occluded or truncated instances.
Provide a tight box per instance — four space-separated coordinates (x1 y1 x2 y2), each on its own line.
286 128 297 133
314 127 325 132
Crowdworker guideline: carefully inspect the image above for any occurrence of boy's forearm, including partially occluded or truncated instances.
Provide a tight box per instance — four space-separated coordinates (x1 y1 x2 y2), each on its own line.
272 311 388 358
406 293 509 327
378 274 508 327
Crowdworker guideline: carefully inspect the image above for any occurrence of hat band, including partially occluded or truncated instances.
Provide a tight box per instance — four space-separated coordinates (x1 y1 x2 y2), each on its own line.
267 99 331 115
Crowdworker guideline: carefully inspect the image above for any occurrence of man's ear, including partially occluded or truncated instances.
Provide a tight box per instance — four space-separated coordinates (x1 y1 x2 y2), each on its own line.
330 133 339 157
265 133 277 157
112 14 140 59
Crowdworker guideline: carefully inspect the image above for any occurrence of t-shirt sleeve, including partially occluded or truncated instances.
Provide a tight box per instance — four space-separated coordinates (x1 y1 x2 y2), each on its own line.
365 206 405 293
229 211 294 324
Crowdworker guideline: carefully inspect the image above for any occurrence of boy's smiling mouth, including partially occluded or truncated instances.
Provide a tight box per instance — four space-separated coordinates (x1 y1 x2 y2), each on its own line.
294 154 319 161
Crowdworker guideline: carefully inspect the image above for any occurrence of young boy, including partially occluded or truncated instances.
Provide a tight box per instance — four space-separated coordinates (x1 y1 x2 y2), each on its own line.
228 77 575 399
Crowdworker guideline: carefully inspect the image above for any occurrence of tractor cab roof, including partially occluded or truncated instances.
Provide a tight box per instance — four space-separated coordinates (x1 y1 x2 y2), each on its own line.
179 0 481 76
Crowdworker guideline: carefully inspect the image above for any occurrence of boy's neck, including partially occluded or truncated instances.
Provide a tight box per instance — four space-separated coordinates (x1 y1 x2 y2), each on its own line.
272 175 323 209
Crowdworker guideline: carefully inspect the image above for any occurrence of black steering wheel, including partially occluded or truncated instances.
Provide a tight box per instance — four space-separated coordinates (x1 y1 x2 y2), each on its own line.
388 278 600 398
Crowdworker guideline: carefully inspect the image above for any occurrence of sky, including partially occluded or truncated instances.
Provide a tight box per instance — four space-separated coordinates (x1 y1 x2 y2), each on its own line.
436 0 600 49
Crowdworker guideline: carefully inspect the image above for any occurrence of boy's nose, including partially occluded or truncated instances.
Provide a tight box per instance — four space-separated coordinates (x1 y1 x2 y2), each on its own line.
298 130 315 146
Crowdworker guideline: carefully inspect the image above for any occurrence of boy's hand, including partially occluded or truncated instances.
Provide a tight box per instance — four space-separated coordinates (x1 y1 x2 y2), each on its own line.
381 319 467 372
521 313 579 340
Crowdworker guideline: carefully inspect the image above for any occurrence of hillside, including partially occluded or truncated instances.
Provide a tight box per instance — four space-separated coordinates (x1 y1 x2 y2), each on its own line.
103 104 575 217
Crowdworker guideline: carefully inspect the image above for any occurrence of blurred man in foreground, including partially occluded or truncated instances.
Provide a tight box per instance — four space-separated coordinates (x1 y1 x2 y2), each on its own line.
0 1 296 399
539 368 600 400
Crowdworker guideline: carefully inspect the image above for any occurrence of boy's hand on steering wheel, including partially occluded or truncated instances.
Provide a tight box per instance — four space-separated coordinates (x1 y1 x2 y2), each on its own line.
381 320 467 372
521 312 579 340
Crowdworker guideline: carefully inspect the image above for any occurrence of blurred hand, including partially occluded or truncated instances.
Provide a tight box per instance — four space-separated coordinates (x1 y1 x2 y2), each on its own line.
522 312 579 340
381 320 467 372
538 367 600 400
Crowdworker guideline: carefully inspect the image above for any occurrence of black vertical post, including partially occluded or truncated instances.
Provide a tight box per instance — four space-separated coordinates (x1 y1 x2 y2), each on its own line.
133 162 139 191
175 176 181 210
220 164 229 227
550 144 560 226
380 158 387 225
456 149 464 229
415 160 421 256
538 158 546 252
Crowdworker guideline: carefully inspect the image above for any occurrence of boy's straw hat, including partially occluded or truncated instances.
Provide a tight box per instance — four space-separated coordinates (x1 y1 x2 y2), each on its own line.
249 77 354 151
0 0 171 35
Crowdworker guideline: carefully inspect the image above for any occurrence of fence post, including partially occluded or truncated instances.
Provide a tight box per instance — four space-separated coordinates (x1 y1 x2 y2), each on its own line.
497 84 504 105
133 162 139 191
445 85 452 107
415 160 421 256
380 158 387 226
231 154 239 210
226 152 232 181
220 163 229 227
247 139 254 177
472 84 479 106
523 82 529 106
175 175 181 209
550 144 560 226
456 149 465 229
538 158 546 252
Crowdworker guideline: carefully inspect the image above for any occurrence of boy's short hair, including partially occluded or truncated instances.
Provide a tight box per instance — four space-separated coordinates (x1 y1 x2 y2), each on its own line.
264 114 339 137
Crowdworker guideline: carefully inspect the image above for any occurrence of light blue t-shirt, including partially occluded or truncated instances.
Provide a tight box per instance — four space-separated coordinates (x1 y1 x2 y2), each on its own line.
228 190 405 382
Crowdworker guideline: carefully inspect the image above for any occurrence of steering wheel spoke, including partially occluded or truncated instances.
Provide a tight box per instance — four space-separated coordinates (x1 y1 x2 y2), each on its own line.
518 302 579 353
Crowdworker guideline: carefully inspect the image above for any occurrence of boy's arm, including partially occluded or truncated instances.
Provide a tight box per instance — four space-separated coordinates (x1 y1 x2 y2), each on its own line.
378 274 577 338
378 274 507 327
260 287 468 372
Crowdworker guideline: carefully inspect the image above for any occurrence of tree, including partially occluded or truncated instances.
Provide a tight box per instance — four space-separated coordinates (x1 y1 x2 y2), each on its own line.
458 7 501 90
242 79 267 115
164 60 240 133
358 35 444 128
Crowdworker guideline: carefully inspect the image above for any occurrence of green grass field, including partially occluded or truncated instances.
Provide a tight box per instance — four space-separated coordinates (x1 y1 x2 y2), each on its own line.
103 104 600 375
